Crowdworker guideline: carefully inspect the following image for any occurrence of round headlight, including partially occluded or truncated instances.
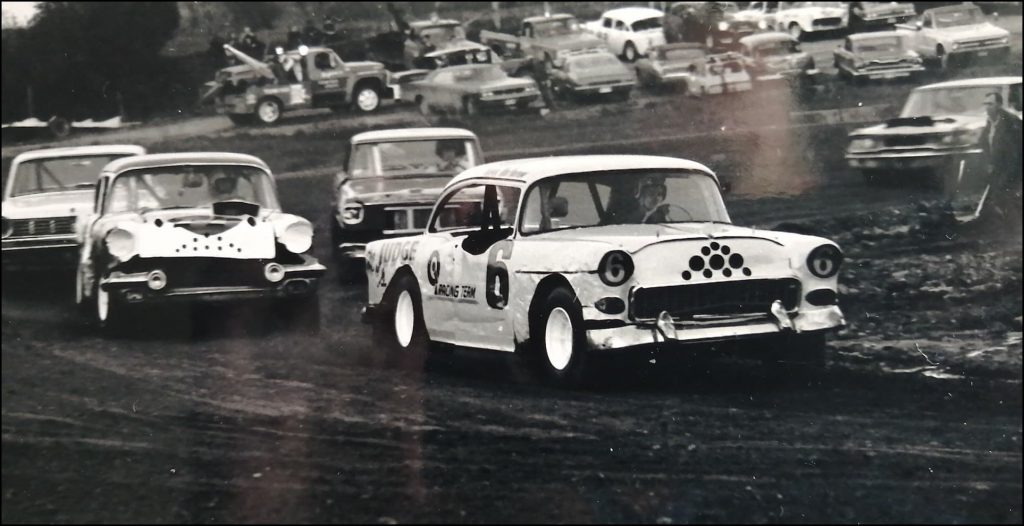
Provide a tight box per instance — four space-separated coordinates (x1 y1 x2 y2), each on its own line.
807 244 843 279
718 21 730 31
104 228 135 260
758 20 768 29
598 251 634 286
341 203 364 225
146 270 167 291
1 217 11 239
281 221 313 254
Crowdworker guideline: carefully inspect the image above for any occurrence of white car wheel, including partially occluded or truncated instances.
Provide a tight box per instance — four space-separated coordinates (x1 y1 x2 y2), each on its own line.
75 267 84 305
394 289 415 349
544 307 575 371
355 87 380 112
788 23 802 40
623 42 638 63
256 99 281 124
96 283 110 323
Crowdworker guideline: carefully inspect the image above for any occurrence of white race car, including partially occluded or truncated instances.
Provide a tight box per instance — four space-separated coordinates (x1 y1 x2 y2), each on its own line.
363 155 846 386
773 1 848 40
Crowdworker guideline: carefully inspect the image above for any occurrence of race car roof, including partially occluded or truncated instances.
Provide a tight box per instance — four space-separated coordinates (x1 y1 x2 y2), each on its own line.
739 32 797 46
916 76 1022 90
11 145 146 165
351 128 479 144
450 155 718 187
600 7 665 24
100 152 271 176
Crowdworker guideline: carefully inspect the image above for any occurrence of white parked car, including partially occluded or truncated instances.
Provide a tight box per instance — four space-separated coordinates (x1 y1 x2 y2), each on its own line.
2 145 145 271
584 7 668 62
772 1 849 40
895 2 1011 70
363 155 846 386
76 152 326 335
732 1 780 30
845 76 1022 181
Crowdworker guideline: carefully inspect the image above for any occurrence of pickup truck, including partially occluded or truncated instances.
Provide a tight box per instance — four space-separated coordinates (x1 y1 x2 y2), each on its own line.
200 45 395 125
479 13 607 69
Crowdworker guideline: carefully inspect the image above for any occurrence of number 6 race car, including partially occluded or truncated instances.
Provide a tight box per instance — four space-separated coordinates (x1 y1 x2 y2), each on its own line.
362 155 846 387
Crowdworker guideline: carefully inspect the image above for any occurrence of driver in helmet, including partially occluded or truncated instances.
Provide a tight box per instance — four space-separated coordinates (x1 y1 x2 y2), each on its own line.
434 139 468 172
210 171 243 202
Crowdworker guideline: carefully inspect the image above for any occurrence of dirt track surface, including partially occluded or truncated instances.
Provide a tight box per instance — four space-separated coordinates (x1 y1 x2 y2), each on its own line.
3 18 1023 524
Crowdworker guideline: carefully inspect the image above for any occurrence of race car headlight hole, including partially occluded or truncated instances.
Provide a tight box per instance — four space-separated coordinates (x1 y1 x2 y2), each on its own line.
594 297 625 314
717 21 729 31
342 203 364 225
807 244 842 278
598 251 634 286
806 288 838 306
282 221 313 254
264 262 285 283
1 217 11 239
104 228 135 260
146 270 167 291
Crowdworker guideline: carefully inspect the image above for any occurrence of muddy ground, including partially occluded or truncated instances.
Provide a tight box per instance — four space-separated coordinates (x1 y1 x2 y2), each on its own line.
3 25 1023 524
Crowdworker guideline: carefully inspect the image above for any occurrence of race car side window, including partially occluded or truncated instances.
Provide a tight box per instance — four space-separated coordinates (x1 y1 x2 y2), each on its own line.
431 183 520 234
614 20 627 31
602 17 613 29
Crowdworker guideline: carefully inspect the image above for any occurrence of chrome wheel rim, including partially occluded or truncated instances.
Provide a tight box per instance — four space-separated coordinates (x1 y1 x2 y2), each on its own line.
789 24 801 39
544 307 574 371
625 44 636 62
394 290 415 348
357 88 379 112
258 101 279 123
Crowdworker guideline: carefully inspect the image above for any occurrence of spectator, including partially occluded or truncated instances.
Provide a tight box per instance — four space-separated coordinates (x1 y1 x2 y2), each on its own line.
530 56 556 113
286 25 303 50
974 91 1022 234
303 19 324 46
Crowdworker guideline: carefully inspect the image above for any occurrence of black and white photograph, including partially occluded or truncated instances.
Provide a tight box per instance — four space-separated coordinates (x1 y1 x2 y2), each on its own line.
2 1 1021 523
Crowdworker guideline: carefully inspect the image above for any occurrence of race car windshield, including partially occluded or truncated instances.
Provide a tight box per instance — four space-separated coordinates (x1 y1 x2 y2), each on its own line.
349 140 480 176
854 37 904 55
933 7 984 28
533 18 578 37
567 53 622 70
631 17 663 32
519 170 729 235
10 155 130 197
755 40 800 57
105 165 278 214
660 48 705 61
900 86 996 118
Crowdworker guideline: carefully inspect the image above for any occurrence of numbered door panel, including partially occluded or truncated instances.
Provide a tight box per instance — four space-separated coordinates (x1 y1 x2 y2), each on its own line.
449 183 523 351
417 233 459 339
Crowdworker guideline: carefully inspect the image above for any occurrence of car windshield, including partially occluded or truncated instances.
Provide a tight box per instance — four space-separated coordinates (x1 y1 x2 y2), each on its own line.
900 86 1001 118
430 48 494 67
349 139 481 177
854 36 904 55
661 48 705 61
933 7 984 28
631 16 663 32
567 53 622 70
419 24 465 42
755 39 800 57
450 66 506 82
533 17 579 37
9 154 130 197
520 170 729 235
105 165 278 213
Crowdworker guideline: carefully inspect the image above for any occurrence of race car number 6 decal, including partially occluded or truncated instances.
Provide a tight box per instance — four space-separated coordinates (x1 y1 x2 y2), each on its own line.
486 240 514 309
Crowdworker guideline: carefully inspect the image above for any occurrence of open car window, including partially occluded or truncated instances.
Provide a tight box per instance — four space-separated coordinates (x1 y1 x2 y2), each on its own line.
10 155 131 197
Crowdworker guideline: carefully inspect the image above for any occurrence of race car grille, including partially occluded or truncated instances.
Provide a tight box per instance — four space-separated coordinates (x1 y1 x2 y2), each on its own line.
958 38 1006 50
383 206 433 234
491 87 526 96
812 17 843 28
120 258 273 288
883 135 928 147
9 216 76 238
630 278 801 320
587 79 621 86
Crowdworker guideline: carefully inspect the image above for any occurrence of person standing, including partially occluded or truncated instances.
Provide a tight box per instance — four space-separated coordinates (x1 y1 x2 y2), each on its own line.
975 91 1022 234
530 56 556 114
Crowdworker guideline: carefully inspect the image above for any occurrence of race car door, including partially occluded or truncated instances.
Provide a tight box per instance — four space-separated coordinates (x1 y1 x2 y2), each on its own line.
451 183 523 351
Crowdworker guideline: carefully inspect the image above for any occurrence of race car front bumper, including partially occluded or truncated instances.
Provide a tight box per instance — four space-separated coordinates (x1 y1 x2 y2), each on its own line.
846 147 981 171
584 303 845 351
100 256 326 304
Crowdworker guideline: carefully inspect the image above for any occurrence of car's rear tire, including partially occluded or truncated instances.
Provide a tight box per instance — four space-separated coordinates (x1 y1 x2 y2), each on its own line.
623 41 639 63
353 83 382 113
255 97 282 125
375 273 430 369
531 286 592 388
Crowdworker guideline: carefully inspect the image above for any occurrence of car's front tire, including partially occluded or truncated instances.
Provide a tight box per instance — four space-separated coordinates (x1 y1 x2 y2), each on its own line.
532 287 592 388
255 97 282 125
376 273 430 369
353 83 382 113
95 282 132 337
623 41 639 63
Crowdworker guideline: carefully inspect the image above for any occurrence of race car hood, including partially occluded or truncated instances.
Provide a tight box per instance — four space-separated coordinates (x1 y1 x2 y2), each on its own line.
849 113 985 137
344 174 454 206
535 32 607 52
91 207 309 260
517 223 834 280
2 190 94 220
933 23 1008 42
